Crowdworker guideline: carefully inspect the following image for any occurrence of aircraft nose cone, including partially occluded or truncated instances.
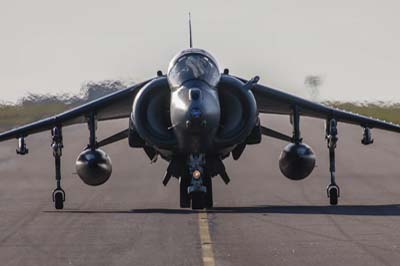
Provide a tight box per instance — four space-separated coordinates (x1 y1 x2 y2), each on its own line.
170 81 220 153
187 107 207 130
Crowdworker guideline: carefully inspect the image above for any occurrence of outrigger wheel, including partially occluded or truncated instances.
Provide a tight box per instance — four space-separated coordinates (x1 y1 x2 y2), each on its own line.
327 184 339 206
52 188 65 210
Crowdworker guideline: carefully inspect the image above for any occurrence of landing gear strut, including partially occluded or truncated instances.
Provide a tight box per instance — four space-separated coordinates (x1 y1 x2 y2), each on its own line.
178 154 214 210
326 119 340 205
187 154 206 210
51 126 65 209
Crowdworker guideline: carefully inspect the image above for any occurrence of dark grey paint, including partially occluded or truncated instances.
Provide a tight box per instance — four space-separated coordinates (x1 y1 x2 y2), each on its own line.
279 143 316 180
75 149 112 186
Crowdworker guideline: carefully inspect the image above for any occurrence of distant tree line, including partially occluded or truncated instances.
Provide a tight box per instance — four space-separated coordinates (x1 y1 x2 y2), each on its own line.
18 80 127 106
1 78 400 129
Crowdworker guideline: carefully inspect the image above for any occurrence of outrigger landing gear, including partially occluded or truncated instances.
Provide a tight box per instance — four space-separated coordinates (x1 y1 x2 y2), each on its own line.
326 119 340 205
51 126 65 210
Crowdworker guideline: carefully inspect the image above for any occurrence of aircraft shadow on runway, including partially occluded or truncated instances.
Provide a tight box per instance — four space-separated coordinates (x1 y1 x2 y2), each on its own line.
44 204 400 216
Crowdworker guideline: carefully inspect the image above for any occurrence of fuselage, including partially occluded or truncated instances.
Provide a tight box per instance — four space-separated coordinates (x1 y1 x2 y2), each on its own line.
131 48 259 159
167 48 222 153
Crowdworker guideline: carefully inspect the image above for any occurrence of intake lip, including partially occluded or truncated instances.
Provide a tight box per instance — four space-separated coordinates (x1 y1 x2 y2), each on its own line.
131 77 177 149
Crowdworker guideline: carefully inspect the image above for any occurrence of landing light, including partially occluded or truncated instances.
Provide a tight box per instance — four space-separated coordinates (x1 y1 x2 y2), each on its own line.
192 170 201 180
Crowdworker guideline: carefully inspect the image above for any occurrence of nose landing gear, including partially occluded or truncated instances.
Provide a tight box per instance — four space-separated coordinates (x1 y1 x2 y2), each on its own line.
179 174 213 209
179 154 214 210
187 154 206 210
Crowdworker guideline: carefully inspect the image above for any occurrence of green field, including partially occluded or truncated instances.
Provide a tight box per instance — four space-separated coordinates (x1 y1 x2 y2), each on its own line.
0 103 72 130
325 101 400 125
0 80 121 130
0 101 399 131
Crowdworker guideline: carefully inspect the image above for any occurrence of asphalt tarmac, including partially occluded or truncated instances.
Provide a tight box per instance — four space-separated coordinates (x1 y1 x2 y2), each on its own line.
1 115 400 266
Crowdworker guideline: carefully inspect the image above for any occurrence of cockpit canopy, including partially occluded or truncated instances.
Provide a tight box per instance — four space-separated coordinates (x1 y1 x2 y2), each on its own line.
167 49 221 89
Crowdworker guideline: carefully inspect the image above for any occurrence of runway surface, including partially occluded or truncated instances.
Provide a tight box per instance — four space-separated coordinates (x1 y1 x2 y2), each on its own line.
1 115 400 266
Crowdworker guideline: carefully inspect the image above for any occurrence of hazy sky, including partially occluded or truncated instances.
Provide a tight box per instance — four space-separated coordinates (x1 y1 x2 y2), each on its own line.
1 0 400 102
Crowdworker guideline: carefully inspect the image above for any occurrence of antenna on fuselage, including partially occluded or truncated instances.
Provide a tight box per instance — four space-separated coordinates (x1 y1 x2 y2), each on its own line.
189 12 193 48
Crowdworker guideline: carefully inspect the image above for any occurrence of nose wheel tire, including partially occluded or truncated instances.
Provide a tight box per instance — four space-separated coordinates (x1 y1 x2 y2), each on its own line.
191 191 205 210
327 185 339 205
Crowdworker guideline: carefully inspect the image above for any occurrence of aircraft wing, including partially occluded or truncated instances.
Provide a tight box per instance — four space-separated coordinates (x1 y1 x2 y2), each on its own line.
0 78 153 142
249 81 400 134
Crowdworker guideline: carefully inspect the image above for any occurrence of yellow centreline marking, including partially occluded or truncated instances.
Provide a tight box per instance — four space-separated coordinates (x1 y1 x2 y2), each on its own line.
198 211 215 266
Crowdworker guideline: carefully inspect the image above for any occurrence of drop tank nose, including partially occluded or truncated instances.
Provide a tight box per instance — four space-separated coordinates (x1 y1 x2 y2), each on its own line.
170 81 220 153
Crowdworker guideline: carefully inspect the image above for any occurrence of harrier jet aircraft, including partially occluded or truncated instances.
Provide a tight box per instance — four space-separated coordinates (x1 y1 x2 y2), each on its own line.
1 20 398 210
